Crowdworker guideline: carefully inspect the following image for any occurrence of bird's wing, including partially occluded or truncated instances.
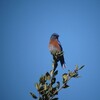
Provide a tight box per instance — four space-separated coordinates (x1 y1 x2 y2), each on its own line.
58 40 63 51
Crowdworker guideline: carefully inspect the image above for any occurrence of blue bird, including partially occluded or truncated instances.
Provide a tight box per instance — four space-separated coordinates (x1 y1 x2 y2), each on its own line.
49 33 66 68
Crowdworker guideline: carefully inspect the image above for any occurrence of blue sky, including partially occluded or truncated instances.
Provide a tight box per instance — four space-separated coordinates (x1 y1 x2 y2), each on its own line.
0 0 100 100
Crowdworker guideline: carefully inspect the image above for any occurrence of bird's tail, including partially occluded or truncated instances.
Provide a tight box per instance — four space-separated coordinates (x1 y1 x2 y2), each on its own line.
62 64 66 68
60 55 66 68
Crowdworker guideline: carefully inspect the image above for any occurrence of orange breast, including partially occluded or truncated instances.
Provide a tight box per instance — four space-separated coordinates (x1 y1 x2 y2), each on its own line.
49 39 61 51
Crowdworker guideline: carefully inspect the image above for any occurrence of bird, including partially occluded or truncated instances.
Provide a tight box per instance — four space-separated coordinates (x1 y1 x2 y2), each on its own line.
49 33 66 68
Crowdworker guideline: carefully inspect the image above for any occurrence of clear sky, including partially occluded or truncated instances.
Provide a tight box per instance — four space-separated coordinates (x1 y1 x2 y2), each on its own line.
0 0 100 100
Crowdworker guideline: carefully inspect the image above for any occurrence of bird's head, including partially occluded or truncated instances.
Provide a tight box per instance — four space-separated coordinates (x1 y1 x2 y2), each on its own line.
50 33 59 39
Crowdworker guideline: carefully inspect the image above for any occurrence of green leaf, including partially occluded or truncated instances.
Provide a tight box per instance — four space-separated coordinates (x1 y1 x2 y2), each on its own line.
39 75 46 85
30 92 37 99
45 72 51 80
69 72 78 77
56 81 60 89
63 83 69 88
51 87 57 95
62 73 69 83
38 85 45 95
50 70 54 76
51 78 56 85
75 64 79 71
44 83 47 91
79 65 85 70
55 51 63 57
35 83 40 90
52 97 58 100
54 70 58 76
